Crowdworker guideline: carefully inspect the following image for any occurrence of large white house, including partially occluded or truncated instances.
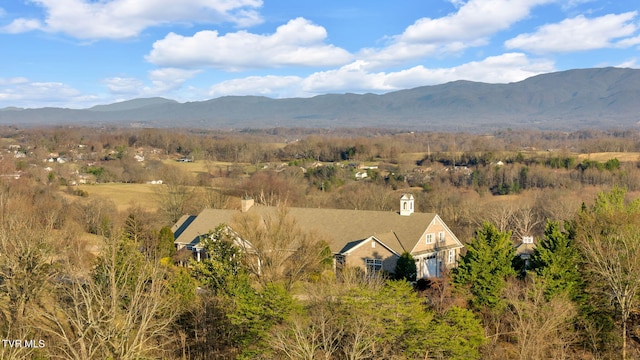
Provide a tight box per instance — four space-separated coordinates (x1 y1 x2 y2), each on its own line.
172 194 464 278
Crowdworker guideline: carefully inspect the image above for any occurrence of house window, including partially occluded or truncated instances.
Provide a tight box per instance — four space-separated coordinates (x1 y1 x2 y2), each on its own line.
371 240 376 248
448 249 455 264
335 255 345 270
365 258 383 273
438 231 445 242
426 233 434 244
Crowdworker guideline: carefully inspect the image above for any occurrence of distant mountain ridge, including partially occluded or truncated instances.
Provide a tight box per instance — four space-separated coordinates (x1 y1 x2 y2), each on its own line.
2 67 640 131
89 97 178 112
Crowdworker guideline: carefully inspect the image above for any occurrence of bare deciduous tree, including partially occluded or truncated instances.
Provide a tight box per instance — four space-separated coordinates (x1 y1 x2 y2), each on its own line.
504 278 577 360
511 206 544 239
335 183 393 211
482 202 517 233
231 206 330 290
156 164 197 224
576 188 640 360
270 270 387 360
39 232 178 360
0 222 54 330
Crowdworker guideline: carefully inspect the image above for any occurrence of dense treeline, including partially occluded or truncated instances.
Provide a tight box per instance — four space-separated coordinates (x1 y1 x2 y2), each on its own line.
3 127 640 358
5 125 640 162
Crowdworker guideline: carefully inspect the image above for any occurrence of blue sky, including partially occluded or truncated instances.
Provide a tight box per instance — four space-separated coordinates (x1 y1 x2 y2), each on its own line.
1 0 639 109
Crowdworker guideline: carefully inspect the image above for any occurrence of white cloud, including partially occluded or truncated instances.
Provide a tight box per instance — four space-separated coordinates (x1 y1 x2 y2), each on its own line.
2 0 263 39
1 70 200 108
0 78 98 108
560 0 597 10
103 68 200 99
208 75 302 98
616 35 640 48
0 77 29 86
505 12 639 53
360 40 488 69
448 0 467 8
616 59 640 69
103 77 146 95
401 0 551 43
382 53 555 88
2 18 43 33
204 53 555 99
148 68 201 93
361 0 552 67
301 61 394 94
305 53 554 94
146 17 353 70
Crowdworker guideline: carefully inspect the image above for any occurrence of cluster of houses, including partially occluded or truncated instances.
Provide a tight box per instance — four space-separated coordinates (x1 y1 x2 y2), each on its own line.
0 141 159 184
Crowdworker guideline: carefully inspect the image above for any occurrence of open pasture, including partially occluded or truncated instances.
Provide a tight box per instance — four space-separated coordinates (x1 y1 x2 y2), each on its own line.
76 183 161 212
577 152 640 162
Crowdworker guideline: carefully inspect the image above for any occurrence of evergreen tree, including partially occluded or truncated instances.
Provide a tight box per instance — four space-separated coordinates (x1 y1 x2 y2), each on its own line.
189 224 294 358
529 220 582 301
341 280 433 358
191 224 244 295
394 251 417 282
453 222 516 310
228 281 294 359
425 306 486 360
156 225 176 259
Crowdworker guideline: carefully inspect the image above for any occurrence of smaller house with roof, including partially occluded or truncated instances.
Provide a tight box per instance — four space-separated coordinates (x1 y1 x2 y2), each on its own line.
172 194 464 278
515 235 536 269
355 171 368 180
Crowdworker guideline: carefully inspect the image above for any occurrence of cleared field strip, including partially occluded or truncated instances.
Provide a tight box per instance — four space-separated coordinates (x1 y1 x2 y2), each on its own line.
77 183 161 212
577 152 640 162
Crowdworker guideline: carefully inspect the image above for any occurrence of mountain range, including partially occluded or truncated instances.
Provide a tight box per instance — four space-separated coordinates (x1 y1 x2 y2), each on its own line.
2 67 640 131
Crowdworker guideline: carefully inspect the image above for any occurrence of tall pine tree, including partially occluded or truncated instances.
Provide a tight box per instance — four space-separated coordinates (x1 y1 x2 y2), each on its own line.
453 222 516 310
529 220 582 301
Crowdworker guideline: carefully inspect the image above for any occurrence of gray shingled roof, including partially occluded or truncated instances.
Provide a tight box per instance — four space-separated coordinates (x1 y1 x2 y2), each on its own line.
173 205 439 255
515 242 536 257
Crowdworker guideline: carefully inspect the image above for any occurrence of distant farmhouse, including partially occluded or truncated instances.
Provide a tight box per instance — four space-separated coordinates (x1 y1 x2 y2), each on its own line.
172 194 464 279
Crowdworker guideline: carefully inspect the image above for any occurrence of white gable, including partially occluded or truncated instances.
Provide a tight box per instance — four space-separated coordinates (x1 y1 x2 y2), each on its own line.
410 215 463 255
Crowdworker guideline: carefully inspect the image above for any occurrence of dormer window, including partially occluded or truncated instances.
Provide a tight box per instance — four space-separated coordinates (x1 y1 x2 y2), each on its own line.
522 236 534 244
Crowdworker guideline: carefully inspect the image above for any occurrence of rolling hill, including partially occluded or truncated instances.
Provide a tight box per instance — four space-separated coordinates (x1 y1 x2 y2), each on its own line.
2 67 639 131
